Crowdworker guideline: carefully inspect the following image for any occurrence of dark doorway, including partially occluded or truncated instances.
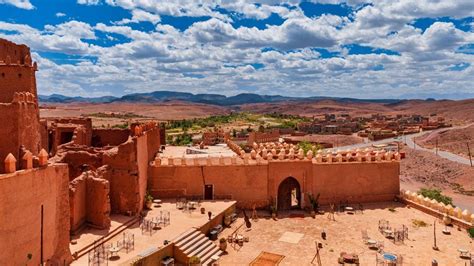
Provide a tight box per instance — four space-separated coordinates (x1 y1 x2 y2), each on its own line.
204 184 213 200
277 177 301 211
60 131 74 144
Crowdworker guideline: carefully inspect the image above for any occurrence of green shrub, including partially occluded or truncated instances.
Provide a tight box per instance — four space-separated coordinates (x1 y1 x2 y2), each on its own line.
468 228 474 238
418 188 454 206
412 219 428 228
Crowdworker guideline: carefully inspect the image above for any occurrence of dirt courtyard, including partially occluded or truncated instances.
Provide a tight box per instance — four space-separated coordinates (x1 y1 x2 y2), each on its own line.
217 202 473 265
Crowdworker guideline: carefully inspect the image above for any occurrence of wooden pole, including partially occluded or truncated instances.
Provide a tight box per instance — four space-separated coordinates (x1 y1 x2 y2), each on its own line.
41 204 44 264
433 220 439 251
467 143 473 167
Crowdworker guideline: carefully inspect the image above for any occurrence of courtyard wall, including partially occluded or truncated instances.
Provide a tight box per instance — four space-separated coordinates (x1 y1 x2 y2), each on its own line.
0 164 72 265
149 160 400 209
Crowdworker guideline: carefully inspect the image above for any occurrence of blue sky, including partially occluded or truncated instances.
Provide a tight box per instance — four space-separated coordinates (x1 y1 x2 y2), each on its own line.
0 0 473 99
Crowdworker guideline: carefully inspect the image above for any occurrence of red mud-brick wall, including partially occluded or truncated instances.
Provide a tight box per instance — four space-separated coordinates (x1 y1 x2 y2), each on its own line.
69 176 87 232
149 160 400 209
92 128 130 147
136 134 148 213
148 164 270 208
0 164 72 265
70 169 111 233
312 162 400 204
146 126 161 161
0 102 42 172
86 174 111 228
103 139 140 214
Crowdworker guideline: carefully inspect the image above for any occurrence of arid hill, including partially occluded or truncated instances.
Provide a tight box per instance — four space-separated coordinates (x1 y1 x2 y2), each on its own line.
237 100 394 117
388 99 474 123
415 124 474 159
400 147 474 210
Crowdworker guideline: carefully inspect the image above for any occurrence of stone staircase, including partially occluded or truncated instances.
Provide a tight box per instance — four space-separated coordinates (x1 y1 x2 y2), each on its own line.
173 228 223 265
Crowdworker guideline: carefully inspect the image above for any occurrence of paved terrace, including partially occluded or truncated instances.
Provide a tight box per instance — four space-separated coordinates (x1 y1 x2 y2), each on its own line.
218 202 474 265
162 144 237 158
71 200 236 265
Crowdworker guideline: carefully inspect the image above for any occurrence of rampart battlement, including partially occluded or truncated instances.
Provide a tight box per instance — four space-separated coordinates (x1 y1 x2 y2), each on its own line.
1 148 49 175
0 38 33 66
153 149 400 167
222 138 400 165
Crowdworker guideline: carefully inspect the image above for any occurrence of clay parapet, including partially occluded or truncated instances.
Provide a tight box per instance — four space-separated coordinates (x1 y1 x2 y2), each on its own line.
401 189 473 227
2 148 49 174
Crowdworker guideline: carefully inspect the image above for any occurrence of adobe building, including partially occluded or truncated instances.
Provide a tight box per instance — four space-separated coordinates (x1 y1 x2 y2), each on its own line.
0 38 71 265
48 120 163 234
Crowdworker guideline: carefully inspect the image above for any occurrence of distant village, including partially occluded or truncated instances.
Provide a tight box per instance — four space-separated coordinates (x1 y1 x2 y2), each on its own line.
192 113 452 148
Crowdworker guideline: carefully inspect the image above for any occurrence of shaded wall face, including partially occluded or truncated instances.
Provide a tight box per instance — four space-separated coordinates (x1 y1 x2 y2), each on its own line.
146 127 161 161
103 140 140 214
149 165 270 208
92 128 130 147
69 177 86 232
0 164 72 265
136 134 148 213
86 175 111 228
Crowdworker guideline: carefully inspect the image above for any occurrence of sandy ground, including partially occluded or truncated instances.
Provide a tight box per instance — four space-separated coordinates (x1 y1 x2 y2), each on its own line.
40 101 229 126
400 147 474 211
218 203 474 265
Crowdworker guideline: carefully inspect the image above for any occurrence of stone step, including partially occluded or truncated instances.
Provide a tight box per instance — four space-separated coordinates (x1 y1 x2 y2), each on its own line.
201 249 223 266
173 228 196 243
182 234 209 255
175 229 201 248
188 239 213 258
194 243 218 263
176 230 202 249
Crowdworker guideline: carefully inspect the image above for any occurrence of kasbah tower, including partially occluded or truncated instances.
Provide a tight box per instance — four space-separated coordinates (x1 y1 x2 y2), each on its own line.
0 38 43 173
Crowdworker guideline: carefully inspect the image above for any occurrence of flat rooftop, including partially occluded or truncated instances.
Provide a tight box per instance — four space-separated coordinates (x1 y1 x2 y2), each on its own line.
218 202 474 265
162 144 236 158
71 200 236 265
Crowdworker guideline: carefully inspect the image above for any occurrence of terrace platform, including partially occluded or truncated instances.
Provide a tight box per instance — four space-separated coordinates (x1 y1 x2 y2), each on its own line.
162 144 236 158
218 202 474 265
71 200 236 265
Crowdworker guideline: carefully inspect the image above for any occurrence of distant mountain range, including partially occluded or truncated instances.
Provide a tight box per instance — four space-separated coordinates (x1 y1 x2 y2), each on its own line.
38 91 411 106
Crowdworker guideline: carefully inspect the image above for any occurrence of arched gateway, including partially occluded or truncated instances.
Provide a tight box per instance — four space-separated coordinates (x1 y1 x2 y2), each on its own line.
277 177 301 211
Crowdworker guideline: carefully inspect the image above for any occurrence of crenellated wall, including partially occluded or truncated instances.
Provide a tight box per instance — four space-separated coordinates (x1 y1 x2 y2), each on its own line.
0 163 72 265
149 156 400 209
